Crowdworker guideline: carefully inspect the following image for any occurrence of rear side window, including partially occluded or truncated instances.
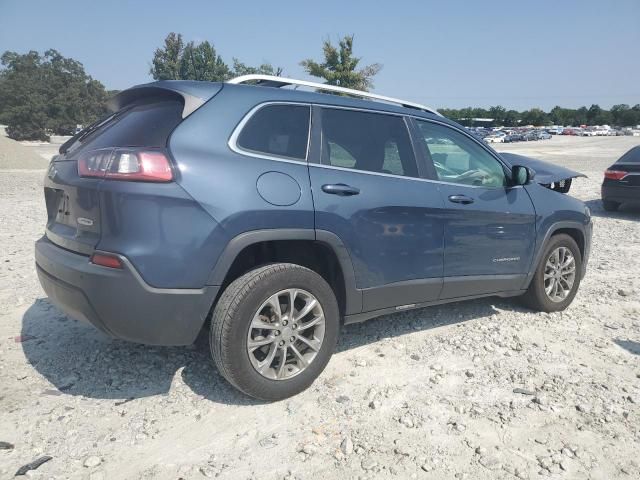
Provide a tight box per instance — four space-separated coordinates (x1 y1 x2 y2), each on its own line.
320 108 418 178
69 97 183 155
617 146 640 164
236 104 310 160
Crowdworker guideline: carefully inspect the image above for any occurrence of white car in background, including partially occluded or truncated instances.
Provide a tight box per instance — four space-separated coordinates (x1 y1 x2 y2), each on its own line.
484 133 505 143
579 129 597 137
594 126 611 136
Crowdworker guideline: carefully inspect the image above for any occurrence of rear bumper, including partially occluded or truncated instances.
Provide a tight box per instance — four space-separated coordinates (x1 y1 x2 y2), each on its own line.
35 237 218 345
601 183 640 204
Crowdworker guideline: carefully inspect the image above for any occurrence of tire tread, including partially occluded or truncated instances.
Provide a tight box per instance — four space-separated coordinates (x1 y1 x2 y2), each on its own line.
210 263 338 400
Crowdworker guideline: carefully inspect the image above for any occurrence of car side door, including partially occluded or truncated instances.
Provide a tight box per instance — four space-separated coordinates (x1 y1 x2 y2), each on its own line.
308 106 445 313
412 118 537 299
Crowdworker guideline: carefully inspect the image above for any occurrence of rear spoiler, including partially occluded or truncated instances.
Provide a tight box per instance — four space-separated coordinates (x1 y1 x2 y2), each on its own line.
107 80 223 118
59 81 223 154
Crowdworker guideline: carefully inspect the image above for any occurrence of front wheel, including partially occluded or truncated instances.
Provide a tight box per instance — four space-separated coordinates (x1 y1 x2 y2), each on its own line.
210 263 339 401
520 234 582 312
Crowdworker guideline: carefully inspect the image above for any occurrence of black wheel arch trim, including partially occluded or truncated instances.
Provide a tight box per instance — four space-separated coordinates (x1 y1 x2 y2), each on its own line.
522 220 590 289
206 228 362 315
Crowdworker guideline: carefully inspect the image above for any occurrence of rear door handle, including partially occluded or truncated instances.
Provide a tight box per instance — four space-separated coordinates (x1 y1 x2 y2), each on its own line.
448 194 474 205
321 183 360 196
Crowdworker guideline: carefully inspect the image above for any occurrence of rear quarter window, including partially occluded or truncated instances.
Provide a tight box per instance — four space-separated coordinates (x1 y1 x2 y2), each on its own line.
236 104 310 160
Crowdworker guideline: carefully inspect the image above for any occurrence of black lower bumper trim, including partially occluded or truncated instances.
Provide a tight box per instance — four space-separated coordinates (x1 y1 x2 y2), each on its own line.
35 237 218 346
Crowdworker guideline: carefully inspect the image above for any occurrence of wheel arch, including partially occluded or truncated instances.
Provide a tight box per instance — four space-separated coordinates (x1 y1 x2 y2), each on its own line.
522 221 588 289
207 229 362 317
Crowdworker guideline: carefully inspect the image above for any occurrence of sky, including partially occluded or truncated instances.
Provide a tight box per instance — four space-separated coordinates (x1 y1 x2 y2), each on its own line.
0 0 638 111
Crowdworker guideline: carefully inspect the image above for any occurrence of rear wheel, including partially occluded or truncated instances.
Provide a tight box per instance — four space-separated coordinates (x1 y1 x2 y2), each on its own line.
602 199 619 212
210 263 339 401
521 234 582 312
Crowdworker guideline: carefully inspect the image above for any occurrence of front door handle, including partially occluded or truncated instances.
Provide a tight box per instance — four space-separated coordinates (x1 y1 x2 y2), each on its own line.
321 183 360 196
448 194 474 205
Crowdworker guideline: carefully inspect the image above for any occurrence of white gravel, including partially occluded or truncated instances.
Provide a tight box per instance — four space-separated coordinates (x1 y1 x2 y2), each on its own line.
0 136 639 479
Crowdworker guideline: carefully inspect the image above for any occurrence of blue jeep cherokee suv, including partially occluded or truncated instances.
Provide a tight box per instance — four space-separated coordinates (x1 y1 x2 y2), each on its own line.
36 75 592 400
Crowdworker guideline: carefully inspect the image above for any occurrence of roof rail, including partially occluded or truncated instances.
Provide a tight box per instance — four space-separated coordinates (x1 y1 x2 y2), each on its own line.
227 74 442 116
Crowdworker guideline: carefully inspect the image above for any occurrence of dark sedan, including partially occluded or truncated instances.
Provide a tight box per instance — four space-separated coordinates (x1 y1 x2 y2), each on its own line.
602 145 640 211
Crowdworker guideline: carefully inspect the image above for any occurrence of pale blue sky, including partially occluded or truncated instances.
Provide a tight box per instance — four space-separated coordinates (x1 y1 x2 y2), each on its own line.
0 0 638 110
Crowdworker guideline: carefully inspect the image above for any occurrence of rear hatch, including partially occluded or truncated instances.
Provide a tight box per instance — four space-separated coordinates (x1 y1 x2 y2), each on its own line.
43 82 222 254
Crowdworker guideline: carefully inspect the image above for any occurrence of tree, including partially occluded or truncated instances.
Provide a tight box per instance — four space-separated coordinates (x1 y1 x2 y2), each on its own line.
150 33 280 82
179 41 230 81
503 110 520 127
301 35 382 91
574 106 588 126
520 108 548 126
150 32 184 80
489 105 506 125
231 59 282 77
0 49 109 140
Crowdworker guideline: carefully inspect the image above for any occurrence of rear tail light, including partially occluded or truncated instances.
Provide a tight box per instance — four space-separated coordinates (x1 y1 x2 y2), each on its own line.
90 253 123 269
604 170 628 180
78 149 173 182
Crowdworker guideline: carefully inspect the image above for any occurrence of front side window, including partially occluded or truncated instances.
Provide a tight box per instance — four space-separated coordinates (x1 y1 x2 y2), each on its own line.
236 104 310 160
416 120 507 187
320 108 418 178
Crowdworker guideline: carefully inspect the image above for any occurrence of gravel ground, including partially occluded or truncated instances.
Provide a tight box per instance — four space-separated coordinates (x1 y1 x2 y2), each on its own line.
0 136 639 479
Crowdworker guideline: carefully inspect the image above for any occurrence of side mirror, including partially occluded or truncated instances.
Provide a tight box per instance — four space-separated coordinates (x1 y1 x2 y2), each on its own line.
512 165 535 186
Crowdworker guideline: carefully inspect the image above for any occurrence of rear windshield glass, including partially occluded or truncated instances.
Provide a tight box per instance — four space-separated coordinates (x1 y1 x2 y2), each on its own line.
66 97 183 156
617 146 640 164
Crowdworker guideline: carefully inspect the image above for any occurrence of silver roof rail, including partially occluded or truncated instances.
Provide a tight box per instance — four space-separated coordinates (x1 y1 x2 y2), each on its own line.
227 74 442 116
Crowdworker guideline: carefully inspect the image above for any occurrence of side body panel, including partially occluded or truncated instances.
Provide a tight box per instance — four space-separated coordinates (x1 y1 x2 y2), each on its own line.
96 181 223 289
522 183 592 285
169 87 315 285
306 105 445 312
439 185 536 276
309 165 445 306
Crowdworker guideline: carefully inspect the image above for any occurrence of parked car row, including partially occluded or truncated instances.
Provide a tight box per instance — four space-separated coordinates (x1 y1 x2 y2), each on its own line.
468 128 554 144
467 125 634 144
560 127 628 136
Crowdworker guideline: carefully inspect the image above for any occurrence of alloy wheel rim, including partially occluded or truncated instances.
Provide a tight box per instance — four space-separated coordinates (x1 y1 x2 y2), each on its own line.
544 246 576 303
247 288 325 380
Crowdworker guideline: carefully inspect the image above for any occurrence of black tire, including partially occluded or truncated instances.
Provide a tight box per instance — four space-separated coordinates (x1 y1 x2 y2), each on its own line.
520 234 582 312
210 263 339 401
602 199 619 212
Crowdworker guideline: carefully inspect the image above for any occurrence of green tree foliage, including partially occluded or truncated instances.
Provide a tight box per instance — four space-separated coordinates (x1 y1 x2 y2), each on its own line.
503 110 520 127
231 59 283 77
0 49 109 140
301 35 382 91
179 41 230 81
149 32 184 80
150 32 281 82
488 105 506 126
440 104 640 127
520 108 548 126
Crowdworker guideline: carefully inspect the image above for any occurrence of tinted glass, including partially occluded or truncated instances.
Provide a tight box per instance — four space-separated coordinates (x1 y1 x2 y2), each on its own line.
70 98 183 155
617 146 640 163
416 120 507 187
321 108 418 178
237 104 310 160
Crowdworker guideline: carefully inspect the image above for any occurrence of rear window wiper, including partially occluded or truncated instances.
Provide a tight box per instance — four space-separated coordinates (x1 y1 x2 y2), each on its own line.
59 108 129 154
